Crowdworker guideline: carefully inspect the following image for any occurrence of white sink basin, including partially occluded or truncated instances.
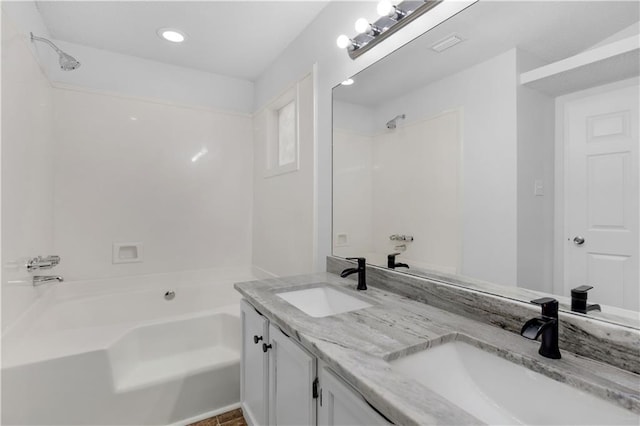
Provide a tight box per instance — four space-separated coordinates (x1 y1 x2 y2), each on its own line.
389 339 638 425
276 286 372 318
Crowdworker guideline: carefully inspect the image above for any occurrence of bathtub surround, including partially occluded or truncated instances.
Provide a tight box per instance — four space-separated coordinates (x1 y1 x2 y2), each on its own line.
2 3 255 329
235 273 640 425
328 256 640 374
52 86 253 281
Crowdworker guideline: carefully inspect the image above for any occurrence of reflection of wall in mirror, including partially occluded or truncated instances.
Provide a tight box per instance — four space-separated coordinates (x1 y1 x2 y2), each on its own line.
334 48 556 290
333 109 461 275
372 110 461 274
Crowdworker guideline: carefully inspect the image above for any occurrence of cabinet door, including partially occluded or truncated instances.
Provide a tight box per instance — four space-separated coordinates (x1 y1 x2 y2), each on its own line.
241 300 270 426
317 364 389 426
268 324 317 426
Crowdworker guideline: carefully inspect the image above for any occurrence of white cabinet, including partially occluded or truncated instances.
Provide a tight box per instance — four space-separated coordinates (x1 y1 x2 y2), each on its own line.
267 324 316 426
317 363 389 426
241 299 388 426
241 300 269 426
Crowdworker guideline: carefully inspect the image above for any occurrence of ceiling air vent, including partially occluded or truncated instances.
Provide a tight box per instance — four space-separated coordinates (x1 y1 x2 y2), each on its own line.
430 34 464 53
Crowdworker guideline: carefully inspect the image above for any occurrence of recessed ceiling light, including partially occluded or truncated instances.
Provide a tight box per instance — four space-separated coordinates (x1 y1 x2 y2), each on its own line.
341 78 355 86
158 28 186 43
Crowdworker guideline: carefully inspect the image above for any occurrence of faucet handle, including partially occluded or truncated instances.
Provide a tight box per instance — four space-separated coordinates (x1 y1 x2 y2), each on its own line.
571 285 593 294
346 257 366 268
571 285 599 314
531 297 558 318
26 255 61 271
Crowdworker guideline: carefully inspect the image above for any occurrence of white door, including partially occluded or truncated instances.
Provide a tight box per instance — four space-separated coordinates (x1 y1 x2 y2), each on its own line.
564 83 639 310
268 324 316 426
241 300 270 426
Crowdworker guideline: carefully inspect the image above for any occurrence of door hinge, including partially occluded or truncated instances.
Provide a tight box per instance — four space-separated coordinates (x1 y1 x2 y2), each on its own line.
312 377 319 399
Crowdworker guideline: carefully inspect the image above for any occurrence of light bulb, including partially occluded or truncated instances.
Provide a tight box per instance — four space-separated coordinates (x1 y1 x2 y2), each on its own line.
377 0 394 17
341 78 354 86
354 18 370 34
336 34 351 49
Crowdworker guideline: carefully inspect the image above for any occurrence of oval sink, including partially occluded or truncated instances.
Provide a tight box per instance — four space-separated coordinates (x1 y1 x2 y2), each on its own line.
276 285 372 318
389 339 638 425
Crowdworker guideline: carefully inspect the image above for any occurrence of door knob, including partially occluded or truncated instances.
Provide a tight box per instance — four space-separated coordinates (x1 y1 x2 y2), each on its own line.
262 343 272 353
253 335 263 344
573 236 585 245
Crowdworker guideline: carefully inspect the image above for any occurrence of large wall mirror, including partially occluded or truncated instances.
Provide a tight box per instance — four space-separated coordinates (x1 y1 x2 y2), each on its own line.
332 0 639 327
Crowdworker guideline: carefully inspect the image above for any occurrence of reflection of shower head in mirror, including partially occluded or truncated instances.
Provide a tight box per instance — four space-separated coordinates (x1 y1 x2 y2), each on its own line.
386 114 406 129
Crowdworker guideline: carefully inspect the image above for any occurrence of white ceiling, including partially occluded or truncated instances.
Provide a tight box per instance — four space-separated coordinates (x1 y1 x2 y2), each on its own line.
334 1 640 106
35 1 329 81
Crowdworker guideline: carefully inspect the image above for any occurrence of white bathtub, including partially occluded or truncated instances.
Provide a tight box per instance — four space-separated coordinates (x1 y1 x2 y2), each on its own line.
1 267 261 425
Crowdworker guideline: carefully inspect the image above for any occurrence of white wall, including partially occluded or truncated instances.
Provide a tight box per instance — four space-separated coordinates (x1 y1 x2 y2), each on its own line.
516 50 555 293
332 128 374 257
333 100 376 136
52 87 253 281
332 100 375 258
1 11 54 330
252 74 315 276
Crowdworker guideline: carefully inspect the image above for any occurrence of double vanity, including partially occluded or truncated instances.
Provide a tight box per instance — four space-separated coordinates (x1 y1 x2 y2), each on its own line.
235 258 640 425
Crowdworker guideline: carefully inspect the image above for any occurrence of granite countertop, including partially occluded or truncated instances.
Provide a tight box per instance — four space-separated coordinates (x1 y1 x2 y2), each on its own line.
234 273 640 425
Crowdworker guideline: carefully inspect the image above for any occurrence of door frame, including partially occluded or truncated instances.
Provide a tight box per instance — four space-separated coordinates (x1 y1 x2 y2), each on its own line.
553 76 639 296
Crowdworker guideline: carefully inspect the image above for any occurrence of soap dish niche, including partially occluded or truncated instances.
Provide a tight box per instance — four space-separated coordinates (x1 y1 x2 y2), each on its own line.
113 242 143 264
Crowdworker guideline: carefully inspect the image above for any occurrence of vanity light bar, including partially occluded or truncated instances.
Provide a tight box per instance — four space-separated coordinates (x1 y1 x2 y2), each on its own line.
337 0 443 60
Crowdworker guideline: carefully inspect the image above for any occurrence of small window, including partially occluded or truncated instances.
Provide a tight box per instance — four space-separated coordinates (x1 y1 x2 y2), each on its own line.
278 100 296 166
265 86 299 177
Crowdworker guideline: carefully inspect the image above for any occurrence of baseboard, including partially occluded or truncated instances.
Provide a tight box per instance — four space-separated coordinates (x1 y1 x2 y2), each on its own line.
170 402 241 426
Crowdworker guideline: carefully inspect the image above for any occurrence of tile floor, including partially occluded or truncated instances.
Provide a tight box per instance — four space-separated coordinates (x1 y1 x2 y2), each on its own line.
189 408 247 426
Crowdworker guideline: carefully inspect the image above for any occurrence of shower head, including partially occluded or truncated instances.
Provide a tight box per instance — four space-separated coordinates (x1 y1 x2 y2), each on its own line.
386 114 406 130
30 32 81 71
58 51 81 71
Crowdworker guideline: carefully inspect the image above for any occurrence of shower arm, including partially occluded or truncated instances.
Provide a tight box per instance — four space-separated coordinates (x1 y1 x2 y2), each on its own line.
30 32 64 55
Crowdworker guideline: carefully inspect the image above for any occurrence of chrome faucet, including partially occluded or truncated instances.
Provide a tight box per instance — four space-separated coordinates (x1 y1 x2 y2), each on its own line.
521 297 561 359
27 255 63 286
33 275 64 286
340 257 367 291
26 255 60 271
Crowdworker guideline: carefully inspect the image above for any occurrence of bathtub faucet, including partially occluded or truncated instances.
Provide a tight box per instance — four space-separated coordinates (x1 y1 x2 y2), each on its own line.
33 275 64 286
26 255 61 271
